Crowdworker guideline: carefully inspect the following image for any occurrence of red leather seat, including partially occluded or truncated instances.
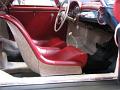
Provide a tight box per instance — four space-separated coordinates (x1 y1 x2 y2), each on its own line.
33 37 67 49
0 14 88 75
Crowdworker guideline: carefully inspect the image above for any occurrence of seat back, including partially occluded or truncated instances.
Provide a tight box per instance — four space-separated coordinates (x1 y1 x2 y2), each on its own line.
0 14 47 73
6 17 40 74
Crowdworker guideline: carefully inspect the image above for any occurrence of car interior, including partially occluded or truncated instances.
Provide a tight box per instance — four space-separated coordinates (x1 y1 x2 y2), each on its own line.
0 0 119 86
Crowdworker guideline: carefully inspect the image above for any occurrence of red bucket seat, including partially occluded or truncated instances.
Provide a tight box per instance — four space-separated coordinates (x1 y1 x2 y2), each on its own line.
0 14 88 76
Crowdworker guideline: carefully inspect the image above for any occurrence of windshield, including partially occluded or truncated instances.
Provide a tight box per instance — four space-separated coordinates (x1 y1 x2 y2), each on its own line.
104 0 115 7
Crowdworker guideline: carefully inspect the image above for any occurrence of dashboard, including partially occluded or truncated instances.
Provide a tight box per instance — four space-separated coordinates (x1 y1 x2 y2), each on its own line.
67 0 117 30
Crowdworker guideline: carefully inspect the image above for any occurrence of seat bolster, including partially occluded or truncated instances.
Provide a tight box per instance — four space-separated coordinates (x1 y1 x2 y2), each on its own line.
33 40 48 46
36 46 60 56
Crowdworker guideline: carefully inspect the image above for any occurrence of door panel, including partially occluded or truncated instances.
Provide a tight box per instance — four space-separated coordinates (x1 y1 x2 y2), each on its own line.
8 6 66 40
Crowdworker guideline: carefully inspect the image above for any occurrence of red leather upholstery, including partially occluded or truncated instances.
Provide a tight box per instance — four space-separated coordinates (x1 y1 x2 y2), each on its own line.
41 46 88 68
33 37 67 49
0 14 88 68
114 0 120 22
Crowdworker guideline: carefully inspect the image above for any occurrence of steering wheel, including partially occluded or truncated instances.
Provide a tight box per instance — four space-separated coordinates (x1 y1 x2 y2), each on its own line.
54 0 70 32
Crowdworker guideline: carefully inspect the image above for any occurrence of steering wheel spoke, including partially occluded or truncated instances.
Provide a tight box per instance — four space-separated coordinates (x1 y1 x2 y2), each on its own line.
54 0 70 32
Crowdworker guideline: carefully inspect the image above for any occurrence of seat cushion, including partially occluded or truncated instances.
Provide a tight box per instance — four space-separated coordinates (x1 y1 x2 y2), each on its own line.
43 46 88 68
36 46 60 56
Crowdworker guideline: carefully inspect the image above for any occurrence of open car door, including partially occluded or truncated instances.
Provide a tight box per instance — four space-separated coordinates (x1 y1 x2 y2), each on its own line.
8 0 64 40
